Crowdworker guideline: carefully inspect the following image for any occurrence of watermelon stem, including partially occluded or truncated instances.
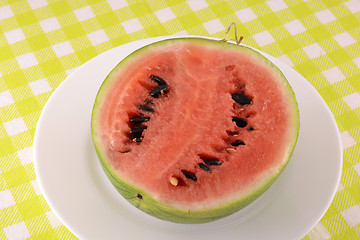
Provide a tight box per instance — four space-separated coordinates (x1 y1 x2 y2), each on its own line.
221 22 244 45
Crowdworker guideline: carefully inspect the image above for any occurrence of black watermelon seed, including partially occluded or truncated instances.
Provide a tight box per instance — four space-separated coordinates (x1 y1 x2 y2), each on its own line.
232 93 252 105
203 159 222 166
150 75 166 85
247 127 254 131
150 85 169 98
132 137 143 142
231 140 245 147
181 170 197 181
131 132 142 138
139 104 154 112
137 193 143 199
129 116 150 123
198 163 211 172
232 117 247 128
130 126 147 134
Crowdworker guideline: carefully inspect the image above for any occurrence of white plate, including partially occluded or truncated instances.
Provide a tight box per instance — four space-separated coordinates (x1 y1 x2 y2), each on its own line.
34 36 342 240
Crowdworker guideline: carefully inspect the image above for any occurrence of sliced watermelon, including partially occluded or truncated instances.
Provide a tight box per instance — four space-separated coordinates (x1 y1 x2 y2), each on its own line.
91 38 300 223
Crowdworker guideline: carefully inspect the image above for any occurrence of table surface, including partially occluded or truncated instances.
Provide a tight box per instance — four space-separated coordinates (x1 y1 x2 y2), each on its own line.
0 0 359 239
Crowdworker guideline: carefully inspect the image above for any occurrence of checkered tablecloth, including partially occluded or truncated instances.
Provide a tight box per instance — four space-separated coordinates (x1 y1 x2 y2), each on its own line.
0 0 359 239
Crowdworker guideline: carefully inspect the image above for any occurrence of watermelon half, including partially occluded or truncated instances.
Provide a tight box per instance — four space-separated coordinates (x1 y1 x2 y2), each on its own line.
91 37 300 223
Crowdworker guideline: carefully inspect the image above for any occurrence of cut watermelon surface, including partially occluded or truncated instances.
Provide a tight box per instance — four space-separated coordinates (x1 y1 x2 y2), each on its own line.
91 38 300 223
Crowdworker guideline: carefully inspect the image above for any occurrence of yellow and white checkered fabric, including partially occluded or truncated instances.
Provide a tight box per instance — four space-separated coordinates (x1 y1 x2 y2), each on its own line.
0 0 360 239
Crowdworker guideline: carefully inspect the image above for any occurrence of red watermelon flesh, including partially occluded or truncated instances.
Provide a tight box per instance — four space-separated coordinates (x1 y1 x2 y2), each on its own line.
91 38 299 223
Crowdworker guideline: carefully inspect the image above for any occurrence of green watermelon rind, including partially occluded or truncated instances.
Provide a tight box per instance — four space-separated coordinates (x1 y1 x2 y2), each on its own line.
91 37 300 223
